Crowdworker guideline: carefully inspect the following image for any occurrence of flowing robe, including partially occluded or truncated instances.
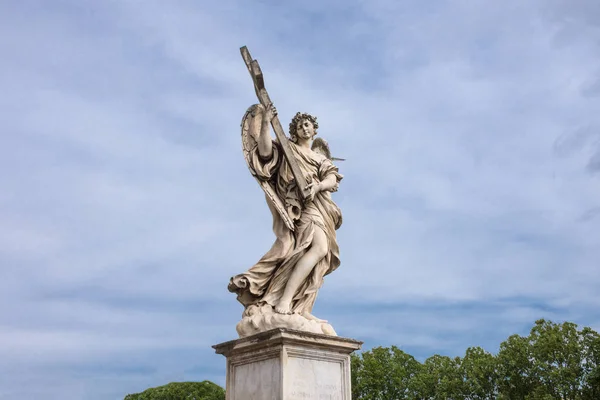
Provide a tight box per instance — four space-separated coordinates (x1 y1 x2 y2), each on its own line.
229 139 343 316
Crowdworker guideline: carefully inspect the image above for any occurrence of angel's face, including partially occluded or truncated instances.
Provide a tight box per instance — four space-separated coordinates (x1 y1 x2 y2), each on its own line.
296 119 315 141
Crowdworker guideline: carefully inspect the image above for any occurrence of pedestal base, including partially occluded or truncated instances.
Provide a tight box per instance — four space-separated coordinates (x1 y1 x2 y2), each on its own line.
213 328 362 400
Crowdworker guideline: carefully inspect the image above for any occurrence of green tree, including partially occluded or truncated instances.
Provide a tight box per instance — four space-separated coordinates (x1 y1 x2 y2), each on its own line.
350 321 600 400
580 326 600 400
414 354 463 400
124 381 225 400
351 346 421 399
497 333 535 400
528 319 584 400
459 346 498 399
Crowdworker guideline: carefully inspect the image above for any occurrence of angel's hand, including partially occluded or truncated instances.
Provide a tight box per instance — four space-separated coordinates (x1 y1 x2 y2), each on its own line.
265 103 278 121
305 181 322 203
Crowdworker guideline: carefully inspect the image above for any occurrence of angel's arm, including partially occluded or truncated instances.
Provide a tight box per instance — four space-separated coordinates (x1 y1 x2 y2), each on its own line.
318 174 339 192
257 104 276 160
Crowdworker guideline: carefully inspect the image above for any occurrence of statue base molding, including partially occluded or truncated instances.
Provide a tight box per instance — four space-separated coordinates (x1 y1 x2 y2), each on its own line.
213 328 362 400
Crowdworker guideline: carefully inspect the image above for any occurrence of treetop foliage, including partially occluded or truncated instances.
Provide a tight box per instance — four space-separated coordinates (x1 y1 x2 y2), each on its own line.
124 380 225 400
351 319 600 400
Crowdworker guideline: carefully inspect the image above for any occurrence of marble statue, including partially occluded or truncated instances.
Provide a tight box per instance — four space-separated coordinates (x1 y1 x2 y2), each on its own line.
228 47 344 338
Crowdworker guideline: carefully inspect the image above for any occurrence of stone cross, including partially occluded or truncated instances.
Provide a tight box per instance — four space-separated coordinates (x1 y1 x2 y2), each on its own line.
240 46 309 201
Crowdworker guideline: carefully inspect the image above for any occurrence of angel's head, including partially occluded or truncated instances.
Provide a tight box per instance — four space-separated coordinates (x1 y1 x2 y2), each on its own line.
289 112 319 143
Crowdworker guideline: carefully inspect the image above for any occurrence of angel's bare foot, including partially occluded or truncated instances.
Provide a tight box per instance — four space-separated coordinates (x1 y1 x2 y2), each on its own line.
274 301 292 315
302 312 328 323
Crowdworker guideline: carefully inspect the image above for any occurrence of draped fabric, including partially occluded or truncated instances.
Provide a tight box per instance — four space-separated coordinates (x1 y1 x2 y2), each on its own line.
229 139 343 316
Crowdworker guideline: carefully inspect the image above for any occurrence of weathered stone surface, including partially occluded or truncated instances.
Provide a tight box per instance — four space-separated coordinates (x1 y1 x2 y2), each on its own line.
213 328 362 400
234 302 337 338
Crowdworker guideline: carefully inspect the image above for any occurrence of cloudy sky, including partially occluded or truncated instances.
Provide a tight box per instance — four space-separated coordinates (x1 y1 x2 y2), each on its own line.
1 0 600 398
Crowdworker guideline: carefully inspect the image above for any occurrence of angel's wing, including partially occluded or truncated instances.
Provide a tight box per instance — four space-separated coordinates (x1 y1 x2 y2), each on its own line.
311 137 331 159
311 137 345 161
241 104 295 231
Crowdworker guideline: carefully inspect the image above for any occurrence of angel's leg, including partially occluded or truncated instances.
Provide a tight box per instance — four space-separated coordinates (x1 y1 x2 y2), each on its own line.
274 226 328 315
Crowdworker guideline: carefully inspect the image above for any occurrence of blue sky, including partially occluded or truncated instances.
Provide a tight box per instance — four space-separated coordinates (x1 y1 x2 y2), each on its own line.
1 0 600 399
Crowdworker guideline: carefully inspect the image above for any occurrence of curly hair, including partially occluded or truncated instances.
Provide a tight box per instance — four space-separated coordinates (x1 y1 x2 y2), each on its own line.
289 112 318 142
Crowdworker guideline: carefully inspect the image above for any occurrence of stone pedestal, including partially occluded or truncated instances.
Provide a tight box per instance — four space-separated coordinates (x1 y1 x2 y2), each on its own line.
213 328 362 400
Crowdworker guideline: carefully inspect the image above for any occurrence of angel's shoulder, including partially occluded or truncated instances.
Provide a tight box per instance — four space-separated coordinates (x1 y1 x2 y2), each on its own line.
312 150 327 163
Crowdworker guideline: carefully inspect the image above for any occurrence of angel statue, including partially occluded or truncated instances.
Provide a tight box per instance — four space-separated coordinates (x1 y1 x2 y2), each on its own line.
228 103 344 337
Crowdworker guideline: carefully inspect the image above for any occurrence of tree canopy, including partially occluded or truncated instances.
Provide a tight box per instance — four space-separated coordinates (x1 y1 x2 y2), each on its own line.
124 381 225 400
352 319 600 400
